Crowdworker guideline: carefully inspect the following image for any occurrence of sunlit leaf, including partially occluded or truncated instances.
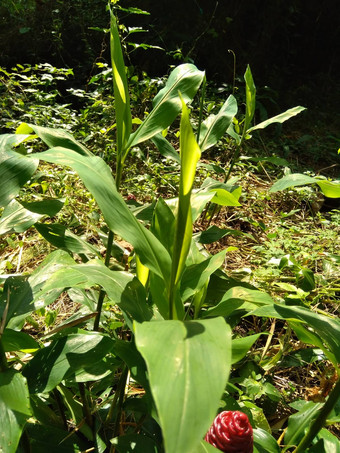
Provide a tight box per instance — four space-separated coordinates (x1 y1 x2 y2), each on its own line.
199 95 237 152
127 64 204 149
0 369 32 453
247 106 306 132
135 318 231 453
0 133 39 207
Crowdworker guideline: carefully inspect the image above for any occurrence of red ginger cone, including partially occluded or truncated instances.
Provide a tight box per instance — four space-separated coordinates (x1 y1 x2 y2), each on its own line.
205 411 253 453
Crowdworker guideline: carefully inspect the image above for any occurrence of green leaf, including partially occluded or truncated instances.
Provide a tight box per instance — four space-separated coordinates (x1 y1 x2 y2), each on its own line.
111 434 159 452
127 64 205 149
35 223 100 258
0 250 76 329
196 225 249 244
270 173 318 193
244 65 256 132
289 322 337 367
24 423 87 452
232 333 263 364
40 260 152 323
285 400 322 448
249 305 340 365
253 428 280 453
0 369 32 453
196 441 222 452
23 332 115 393
0 199 64 235
0 199 43 235
309 428 340 453
210 188 241 206
151 133 180 163
316 180 340 198
180 250 226 302
134 318 231 453
247 106 306 132
171 98 201 290
110 11 132 158
0 133 39 207
29 146 171 283
199 95 237 152
151 197 176 255
27 123 92 156
2 328 40 352
203 287 274 318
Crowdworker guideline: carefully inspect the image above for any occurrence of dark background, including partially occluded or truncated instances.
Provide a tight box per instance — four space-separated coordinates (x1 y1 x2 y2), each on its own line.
1 0 339 109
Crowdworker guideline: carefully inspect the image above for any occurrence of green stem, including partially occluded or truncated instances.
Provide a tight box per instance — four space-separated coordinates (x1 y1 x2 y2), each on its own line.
94 229 115 331
293 378 340 453
53 389 69 431
78 382 93 429
0 337 8 372
113 365 129 437
106 366 129 437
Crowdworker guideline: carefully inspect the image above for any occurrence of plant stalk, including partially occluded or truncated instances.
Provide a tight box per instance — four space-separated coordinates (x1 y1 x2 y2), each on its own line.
78 382 93 429
94 229 115 331
0 337 8 372
293 378 340 453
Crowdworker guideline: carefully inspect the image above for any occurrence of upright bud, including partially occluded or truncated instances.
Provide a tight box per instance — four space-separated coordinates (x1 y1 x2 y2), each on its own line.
205 410 253 453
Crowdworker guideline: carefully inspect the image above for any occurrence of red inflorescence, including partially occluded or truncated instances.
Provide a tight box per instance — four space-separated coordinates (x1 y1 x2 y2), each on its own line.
205 411 253 453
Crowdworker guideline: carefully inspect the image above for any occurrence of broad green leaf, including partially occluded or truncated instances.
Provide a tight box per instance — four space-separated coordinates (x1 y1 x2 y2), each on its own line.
56 384 95 442
151 133 180 163
151 197 176 255
35 223 100 258
253 428 280 453
203 287 274 318
196 441 222 452
111 434 159 452
134 318 231 453
27 123 92 156
0 369 32 453
309 428 340 453
110 11 132 159
279 348 326 368
20 198 64 216
24 423 87 452
284 400 322 447
270 173 318 192
2 328 40 352
210 188 241 206
247 106 306 132
232 333 263 364
0 250 76 329
190 192 216 221
127 64 204 149
114 340 149 389
244 65 256 132
199 95 238 152
23 332 115 393
180 249 226 301
316 180 340 198
29 147 171 283
249 305 340 365
171 98 201 289
196 225 250 244
241 155 289 166
0 199 43 235
41 260 152 323
289 321 337 367
0 134 39 207
0 199 64 235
